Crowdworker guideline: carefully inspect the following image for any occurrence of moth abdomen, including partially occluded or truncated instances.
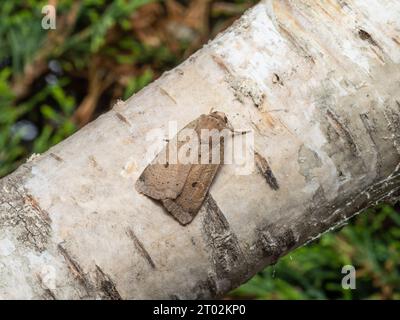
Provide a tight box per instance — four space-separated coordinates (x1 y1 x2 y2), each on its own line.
135 111 229 225
162 199 193 225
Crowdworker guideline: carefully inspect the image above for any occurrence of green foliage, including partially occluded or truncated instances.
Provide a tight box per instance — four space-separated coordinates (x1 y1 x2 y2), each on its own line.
231 205 400 300
0 67 22 177
123 68 153 99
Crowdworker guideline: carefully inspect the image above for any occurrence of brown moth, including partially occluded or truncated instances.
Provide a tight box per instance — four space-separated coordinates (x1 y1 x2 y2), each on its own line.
135 111 230 225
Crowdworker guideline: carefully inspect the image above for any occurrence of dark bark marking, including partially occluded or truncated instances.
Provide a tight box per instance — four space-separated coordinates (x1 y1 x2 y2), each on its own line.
384 105 400 154
205 273 218 298
358 29 385 62
43 288 57 300
211 54 232 74
359 113 376 140
57 244 91 292
255 162 400 263
211 54 264 108
311 186 328 210
127 228 156 269
88 155 102 171
326 109 359 156
272 73 284 86
194 272 219 299
255 152 279 190
303 186 331 231
0 167 52 252
278 23 315 64
297 144 322 182
306 166 400 245
335 167 400 223
114 111 131 126
95 265 122 300
201 195 248 294
49 153 63 162
315 104 366 182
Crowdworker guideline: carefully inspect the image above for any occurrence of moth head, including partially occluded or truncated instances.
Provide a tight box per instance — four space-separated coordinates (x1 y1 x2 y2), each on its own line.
210 111 228 124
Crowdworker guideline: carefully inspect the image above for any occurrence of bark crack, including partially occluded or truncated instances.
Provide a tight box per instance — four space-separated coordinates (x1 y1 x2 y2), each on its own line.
127 228 156 269
114 111 131 126
0 165 51 252
255 152 280 190
95 265 122 300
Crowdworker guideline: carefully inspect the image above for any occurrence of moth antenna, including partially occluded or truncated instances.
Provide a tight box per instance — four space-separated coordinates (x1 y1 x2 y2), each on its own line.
231 130 251 137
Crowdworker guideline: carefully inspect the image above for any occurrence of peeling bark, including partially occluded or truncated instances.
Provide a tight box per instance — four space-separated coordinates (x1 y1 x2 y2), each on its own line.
0 0 400 299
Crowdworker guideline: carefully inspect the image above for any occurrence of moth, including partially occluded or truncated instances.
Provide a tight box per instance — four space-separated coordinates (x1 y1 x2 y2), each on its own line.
135 111 230 225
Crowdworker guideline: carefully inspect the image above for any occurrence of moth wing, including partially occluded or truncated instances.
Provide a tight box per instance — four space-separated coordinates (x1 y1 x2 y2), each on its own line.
136 112 228 225
135 119 198 200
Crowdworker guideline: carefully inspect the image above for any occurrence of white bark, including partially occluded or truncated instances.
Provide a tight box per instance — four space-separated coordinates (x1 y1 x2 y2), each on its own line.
1 0 400 299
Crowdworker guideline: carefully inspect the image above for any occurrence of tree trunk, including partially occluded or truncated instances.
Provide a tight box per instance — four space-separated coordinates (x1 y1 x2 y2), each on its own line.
1 0 400 299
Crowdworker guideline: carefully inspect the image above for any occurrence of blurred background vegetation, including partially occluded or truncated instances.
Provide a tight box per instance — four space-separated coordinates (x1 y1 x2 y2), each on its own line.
0 0 399 299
